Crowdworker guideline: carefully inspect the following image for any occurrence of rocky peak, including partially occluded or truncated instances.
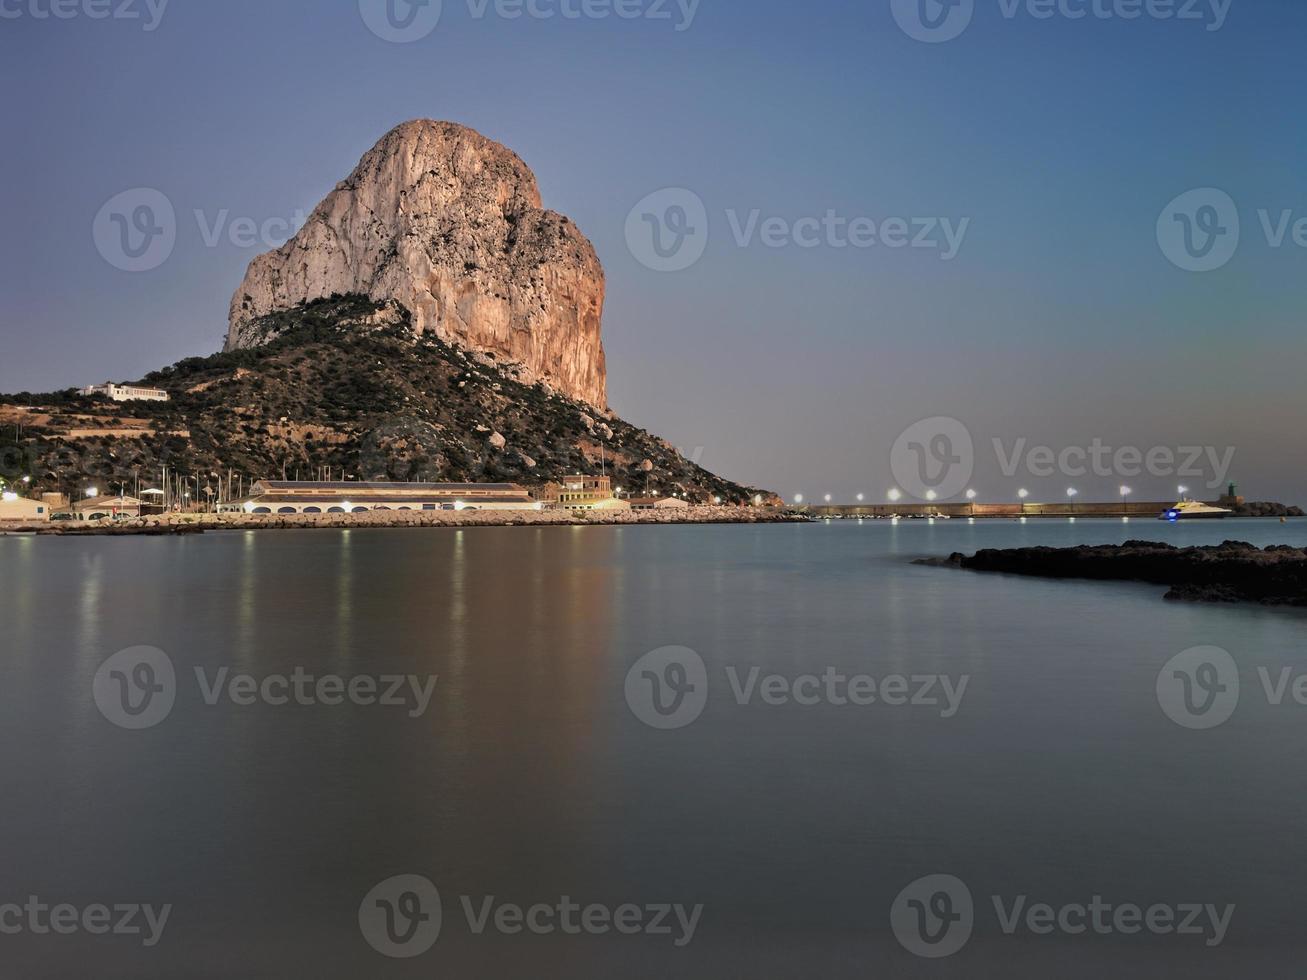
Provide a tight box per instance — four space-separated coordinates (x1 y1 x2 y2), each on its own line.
226 120 607 408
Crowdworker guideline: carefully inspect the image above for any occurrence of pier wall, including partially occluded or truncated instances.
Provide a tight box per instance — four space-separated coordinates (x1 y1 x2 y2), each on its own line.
801 501 1194 519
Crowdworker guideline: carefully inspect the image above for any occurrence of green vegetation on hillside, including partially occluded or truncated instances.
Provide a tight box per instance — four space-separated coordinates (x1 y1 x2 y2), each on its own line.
0 296 770 505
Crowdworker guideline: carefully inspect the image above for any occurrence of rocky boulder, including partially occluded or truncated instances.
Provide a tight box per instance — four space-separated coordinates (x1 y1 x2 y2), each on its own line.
226 119 607 408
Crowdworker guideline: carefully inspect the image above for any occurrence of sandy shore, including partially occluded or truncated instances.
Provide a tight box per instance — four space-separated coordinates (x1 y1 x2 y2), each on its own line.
8 507 800 536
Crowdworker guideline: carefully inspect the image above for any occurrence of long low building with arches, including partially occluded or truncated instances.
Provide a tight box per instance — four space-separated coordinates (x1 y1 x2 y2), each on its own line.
221 481 543 515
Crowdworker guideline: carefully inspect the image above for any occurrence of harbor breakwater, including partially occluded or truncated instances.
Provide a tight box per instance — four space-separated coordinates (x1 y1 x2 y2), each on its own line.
804 501 1238 520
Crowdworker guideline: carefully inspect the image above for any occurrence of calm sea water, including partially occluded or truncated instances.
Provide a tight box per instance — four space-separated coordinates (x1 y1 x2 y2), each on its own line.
2 519 1306 979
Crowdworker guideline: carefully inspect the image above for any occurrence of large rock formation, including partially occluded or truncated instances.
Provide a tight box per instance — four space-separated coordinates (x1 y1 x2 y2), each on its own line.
226 120 607 408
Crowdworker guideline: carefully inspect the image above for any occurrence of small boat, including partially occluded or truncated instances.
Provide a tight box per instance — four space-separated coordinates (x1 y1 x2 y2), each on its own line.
1160 500 1233 521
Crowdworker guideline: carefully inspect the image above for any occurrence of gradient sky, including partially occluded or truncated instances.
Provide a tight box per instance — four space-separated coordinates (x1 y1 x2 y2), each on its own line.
2 0 1304 503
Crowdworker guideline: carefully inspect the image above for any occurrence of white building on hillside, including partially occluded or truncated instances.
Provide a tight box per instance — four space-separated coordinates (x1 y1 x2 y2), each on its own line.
79 383 170 403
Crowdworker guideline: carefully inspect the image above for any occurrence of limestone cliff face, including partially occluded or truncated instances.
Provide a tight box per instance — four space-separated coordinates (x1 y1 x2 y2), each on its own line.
226 120 607 408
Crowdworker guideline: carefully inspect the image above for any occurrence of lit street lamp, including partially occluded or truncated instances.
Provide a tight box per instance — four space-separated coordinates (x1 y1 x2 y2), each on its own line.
966 488 977 517
888 489 902 503
1067 487 1078 516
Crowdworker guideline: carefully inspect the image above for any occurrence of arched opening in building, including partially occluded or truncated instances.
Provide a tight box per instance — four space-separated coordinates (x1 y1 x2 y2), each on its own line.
303 507 322 514
278 507 297 514
351 507 369 513
327 507 345 514
253 507 272 515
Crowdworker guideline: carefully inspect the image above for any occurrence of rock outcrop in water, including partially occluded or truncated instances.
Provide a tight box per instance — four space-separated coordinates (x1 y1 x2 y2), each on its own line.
916 540 1307 606
226 120 607 408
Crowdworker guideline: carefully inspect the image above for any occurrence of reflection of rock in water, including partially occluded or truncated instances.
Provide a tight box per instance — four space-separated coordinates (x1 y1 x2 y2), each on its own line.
359 417 446 482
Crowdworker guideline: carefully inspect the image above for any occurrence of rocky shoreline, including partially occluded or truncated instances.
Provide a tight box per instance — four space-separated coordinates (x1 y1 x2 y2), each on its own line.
5 507 801 536
916 540 1307 606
